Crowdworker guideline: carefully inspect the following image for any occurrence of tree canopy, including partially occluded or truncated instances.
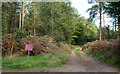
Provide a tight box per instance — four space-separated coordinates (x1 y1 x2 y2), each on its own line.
2 2 98 44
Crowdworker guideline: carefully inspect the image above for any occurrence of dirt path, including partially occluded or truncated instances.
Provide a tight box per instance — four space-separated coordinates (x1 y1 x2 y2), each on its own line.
48 47 119 72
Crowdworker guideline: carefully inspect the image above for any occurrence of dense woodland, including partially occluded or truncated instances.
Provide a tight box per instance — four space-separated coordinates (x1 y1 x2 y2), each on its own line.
2 2 120 43
2 2 99 44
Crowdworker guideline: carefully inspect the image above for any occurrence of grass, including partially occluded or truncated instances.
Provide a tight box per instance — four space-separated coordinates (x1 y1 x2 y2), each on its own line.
83 49 120 68
75 48 82 59
2 49 71 71
71 46 76 50
82 49 92 55
0 57 2 70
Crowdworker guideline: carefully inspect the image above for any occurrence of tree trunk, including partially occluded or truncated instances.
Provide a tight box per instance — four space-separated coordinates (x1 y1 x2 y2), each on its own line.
19 1 22 30
33 18 36 35
113 21 114 31
103 13 105 40
33 8 36 36
13 3 16 33
115 17 116 32
22 0 24 32
118 22 119 39
118 24 119 39
99 2 102 41
34 28 36 35
117 7 120 39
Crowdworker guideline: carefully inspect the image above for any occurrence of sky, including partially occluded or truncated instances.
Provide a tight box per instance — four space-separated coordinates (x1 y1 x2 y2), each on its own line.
70 0 113 29
71 0 95 19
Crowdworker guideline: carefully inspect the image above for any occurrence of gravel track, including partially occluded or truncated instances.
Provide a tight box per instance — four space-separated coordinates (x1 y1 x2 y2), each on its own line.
49 47 119 72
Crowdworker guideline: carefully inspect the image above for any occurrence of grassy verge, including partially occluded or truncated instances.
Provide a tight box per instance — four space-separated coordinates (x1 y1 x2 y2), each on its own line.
75 48 82 59
71 46 77 50
2 49 71 71
0 57 1 70
83 49 120 68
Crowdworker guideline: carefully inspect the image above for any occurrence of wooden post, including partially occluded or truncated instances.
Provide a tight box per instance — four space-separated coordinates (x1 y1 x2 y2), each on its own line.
28 51 30 61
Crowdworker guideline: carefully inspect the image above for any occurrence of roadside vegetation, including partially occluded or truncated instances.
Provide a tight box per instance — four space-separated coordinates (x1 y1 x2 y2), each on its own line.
2 45 71 71
82 40 120 68
75 48 82 59
81 2 120 68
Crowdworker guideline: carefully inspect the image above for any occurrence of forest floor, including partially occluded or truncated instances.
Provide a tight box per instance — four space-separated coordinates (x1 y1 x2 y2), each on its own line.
48 47 119 72
3 47 119 72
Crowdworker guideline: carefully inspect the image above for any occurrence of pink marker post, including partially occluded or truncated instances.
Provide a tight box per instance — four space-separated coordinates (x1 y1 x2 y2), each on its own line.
25 44 33 60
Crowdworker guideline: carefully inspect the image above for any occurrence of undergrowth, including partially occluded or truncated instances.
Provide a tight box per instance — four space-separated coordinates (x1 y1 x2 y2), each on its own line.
82 40 120 68
83 49 120 68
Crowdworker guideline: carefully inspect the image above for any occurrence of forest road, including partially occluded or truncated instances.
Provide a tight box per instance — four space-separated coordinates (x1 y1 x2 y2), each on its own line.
48 47 119 72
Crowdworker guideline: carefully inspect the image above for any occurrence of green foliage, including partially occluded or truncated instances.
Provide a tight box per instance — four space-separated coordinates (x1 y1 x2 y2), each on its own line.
2 2 99 44
102 27 118 40
75 48 82 59
14 29 26 39
82 40 120 68
2 49 71 70
83 49 120 68
104 2 119 20
2 2 119 44
35 2 76 42
2 2 20 34
71 17 98 44
86 4 99 21
104 2 120 37
0 57 1 70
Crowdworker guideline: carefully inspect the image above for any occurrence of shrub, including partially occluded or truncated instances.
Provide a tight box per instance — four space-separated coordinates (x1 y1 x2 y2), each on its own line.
14 29 26 39
83 40 120 55
2 35 56 56
82 39 120 67
2 34 71 56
